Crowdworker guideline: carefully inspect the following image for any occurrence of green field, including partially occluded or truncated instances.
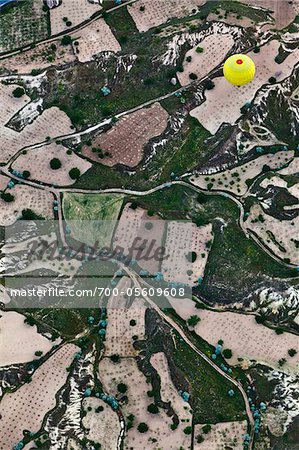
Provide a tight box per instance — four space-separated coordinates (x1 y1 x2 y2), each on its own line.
0 0 50 54
63 192 123 247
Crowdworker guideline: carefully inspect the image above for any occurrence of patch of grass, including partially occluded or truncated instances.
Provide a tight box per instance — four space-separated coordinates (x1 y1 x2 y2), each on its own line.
63 192 123 247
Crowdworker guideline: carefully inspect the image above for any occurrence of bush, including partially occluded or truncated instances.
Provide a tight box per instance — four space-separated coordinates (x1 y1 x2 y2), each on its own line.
69 168 81 180
130 319 137 326
50 158 61 170
268 76 276 84
1 192 14 202
66 21 72 27
183 426 192 435
189 72 198 80
22 170 30 179
186 55 192 63
197 434 204 443
147 403 159 414
196 46 204 53
288 348 297 357
140 5 145 11
117 383 128 394
223 348 233 359
137 423 149 433
12 87 25 98
61 35 72 46
253 47 260 53
275 328 284 335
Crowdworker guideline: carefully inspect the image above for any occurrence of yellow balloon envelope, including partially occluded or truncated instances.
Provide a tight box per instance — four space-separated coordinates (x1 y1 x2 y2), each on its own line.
223 54 255 86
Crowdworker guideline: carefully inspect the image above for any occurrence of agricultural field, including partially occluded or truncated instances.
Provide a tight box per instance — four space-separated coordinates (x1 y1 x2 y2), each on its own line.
168 297 299 372
0 39 76 74
0 184 54 226
0 343 78 450
0 0 49 54
49 0 101 36
194 420 248 450
127 0 206 32
245 203 298 265
190 40 299 134
189 150 294 196
12 142 92 186
63 192 124 247
0 310 60 366
71 17 121 63
81 103 169 167
177 33 234 86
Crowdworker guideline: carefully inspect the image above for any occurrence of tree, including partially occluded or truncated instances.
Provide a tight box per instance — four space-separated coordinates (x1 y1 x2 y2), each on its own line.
268 76 276 84
21 209 43 220
117 383 127 394
12 87 25 98
223 348 233 359
205 79 215 90
196 46 204 53
110 354 120 363
1 192 14 202
275 328 284 335
130 319 137 326
197 434 204 443
35 350 43 357
202 424 212 434
147 403 159 414
22 170 30 179
189 72 198 80
183 426 192 435
69 168 81 180
187 315 200 327
61 35 72 46
50 158 61 170
137 423 149 433
288 348 297 357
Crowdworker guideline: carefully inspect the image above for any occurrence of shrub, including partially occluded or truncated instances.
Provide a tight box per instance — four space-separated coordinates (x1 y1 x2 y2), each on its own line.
12 87 25 98
183 426 192 435
288 348 297 357
147 403 159 414
197 434 204 443
50 158 61 170
140 5 145 11
130 319 136 326
196 46 204 53
66 21 72 27
186 55 192 63
69 168 81 180
137 423 149 433
268 76 276 84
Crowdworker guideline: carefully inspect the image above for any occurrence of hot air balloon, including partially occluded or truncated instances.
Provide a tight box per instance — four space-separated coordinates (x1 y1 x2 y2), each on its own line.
223 54 255 86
